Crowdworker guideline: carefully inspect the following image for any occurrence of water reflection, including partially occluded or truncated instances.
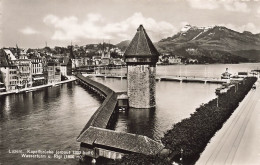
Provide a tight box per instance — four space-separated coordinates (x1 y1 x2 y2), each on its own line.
116 107 158 140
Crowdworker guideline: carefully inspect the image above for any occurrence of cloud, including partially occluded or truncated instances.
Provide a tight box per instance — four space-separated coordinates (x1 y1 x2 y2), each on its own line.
186 0 250 13
257 6 260 17
43 12 177 42
224 1 250 13
186 0 219 10
20 27 39 35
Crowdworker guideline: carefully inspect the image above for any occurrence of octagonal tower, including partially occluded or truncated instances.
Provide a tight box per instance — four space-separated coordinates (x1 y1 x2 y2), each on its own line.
124 25 159 108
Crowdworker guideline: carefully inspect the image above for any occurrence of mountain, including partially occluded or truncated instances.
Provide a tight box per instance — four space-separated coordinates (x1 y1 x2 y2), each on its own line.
157 25 260 63
116 40 131 51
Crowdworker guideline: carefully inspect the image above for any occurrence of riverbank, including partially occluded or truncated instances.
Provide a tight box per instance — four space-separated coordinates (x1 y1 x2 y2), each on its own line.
119 77 257 164
161 77 257 164
197 79 260 164
0 76 77 96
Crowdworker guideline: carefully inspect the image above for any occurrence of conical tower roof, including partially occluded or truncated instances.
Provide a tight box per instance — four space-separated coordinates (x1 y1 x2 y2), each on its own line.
124 25 159 58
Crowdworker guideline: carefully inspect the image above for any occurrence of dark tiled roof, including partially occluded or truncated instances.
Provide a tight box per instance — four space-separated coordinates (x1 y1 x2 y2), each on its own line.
61 57 71 66
0 49 11 67
77 126 164 155
124 25 159 57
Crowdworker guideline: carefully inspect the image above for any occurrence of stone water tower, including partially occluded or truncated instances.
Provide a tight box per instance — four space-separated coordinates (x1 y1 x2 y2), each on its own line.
124 25 159 108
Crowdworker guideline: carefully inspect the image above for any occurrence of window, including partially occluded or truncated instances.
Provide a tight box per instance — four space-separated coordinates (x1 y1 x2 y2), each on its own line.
141 65 145 72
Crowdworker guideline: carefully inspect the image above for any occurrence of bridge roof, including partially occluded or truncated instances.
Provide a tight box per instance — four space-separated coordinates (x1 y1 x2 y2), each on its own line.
77 126 164 155
124 25 159 58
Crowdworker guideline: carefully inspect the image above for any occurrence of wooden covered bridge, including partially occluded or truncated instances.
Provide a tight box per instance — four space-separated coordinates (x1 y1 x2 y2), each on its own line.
75 73 164 161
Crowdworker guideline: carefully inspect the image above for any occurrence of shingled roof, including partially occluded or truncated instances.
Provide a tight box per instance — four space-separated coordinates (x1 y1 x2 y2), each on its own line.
0 49 11 67
124 25 159 57
77 126 164 155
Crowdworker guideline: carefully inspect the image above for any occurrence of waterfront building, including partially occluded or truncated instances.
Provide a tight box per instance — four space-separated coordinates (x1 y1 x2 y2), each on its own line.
60 57 72 77
47 60 61 83
0 49 30 91
113 58 124 66
124 25 159 108
72 58 83 68
93 56 102 66
83 57 93 66
188 58 199 64
0 50 18 91
0 81 5 92
168 56 182 64
31 57 46 86
0 65 18 91
13 54 33 89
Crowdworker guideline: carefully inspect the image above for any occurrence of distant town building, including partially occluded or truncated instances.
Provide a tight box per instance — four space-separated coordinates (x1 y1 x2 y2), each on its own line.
60 57 72 76
168 56 181 64
47 61 61 83
113 58 123 66
92 56 101 66
188 58 198 64
101 45 112 66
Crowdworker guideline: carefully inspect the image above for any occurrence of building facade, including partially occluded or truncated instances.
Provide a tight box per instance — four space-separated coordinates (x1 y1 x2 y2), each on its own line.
31 57 46 86
47 61 61 83
13 57 32 89
124 25 159 108
0 65 18 91
60 57 72 77
1 49 16 91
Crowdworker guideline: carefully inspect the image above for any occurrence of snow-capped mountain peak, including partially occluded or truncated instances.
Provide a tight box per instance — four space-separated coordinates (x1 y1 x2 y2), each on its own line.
180 24 192 32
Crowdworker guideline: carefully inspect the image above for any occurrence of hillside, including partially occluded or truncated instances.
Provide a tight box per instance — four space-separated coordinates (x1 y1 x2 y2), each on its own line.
116 40 131 51
157 25 260 63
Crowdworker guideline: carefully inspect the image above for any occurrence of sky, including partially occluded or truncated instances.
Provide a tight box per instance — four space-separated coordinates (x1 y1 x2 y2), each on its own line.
0 0 260 48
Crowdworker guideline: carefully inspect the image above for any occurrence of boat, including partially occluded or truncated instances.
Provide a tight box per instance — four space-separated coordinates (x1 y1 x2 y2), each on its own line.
221 68 232 79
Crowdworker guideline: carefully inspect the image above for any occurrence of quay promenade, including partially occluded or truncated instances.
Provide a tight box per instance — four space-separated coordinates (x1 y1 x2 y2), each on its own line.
0 77 76 96
84 73 228 84
197 80 260 165
75 73 164 161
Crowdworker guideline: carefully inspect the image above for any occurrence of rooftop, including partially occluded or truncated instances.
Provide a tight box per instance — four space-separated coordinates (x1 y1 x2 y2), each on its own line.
0 49 12 67
77 126 164 155
61 57 71 66
124 25 159 58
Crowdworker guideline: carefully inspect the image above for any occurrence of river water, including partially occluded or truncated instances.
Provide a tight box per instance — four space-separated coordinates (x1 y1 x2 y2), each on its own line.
0 83 102 164
1 63 259 164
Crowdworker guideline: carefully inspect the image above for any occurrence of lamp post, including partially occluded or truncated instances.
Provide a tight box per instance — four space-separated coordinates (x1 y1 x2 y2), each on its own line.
180 148 183 165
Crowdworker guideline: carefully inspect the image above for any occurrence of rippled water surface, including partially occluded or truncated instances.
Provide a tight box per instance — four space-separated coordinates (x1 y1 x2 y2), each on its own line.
91 77 219 140
0 82 101 164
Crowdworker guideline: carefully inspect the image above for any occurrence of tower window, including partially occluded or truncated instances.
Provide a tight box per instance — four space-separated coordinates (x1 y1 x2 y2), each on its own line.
141 65 145 72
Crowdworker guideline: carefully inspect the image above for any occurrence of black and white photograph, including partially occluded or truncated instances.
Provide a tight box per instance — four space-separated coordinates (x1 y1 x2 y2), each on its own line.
1 0 260 164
